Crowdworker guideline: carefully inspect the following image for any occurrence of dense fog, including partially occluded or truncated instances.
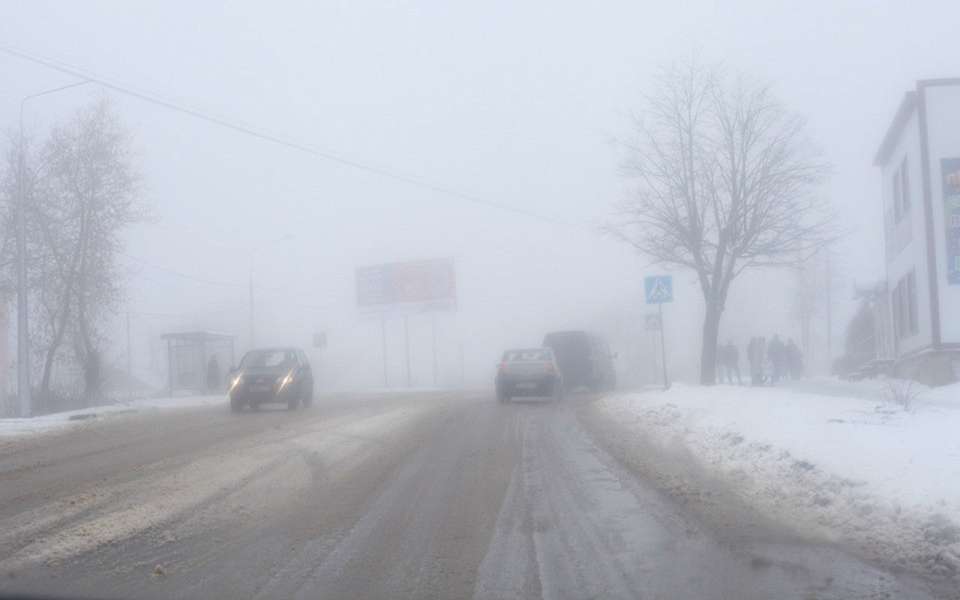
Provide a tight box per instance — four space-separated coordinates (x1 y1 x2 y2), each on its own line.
1 1 957 393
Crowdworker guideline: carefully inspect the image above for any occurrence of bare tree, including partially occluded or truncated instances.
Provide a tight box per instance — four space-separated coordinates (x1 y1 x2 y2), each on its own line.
42 99 142 403
0 99 143 409
611 61 832 384
0 133 74 412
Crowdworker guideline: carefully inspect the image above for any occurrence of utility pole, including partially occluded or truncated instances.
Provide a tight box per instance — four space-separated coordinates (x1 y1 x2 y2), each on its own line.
126 311 132 383
15 80 92 417
247 234 293 350
15 113 30 417
404 316 411 387
431 314 438 387
459 343 465 388
381 317 388 387
248 270 255 349
826 250 833 365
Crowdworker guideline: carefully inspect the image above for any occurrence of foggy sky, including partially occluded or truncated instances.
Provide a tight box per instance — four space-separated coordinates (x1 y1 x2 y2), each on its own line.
2 0 958 387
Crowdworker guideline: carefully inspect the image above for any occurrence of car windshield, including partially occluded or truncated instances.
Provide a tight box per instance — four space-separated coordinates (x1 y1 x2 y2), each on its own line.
505 349 552 362
2 3 958 600
241 350 294 369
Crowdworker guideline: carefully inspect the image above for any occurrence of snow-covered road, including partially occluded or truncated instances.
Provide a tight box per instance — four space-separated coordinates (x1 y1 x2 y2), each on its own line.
0 390 947 599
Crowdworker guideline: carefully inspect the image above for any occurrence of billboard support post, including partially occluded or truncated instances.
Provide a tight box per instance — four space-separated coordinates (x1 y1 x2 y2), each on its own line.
404 316 412 388
381 317 388 388
356 259 457 390
431 314 438 387
459 343 465 388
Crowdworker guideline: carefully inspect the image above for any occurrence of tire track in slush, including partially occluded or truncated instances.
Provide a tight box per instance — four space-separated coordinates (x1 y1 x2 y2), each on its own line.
0 405 430 575
473 405 939 600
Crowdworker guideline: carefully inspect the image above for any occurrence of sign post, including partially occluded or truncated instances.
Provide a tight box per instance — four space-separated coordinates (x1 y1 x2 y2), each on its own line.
644 275 673 390
404 316 412 387
356 259 457 389
381 318 388 387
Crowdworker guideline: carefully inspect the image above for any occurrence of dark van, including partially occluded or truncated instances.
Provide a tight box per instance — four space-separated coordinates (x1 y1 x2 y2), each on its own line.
542 331 616 392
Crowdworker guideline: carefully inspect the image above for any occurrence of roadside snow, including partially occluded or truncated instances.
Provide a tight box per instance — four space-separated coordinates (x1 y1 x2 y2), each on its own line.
127 394 226 410
0 395 225 438
591 380 960 577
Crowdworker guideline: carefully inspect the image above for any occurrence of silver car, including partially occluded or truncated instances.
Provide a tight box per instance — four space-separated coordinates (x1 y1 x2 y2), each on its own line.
495 348 563 403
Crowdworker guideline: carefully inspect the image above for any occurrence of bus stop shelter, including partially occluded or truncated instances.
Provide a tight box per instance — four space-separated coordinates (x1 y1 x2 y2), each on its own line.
162 331 236 395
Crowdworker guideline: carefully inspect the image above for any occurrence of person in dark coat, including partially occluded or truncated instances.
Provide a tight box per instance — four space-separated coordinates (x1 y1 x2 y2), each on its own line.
767 335 786 384
747 337 765 386
722 341 742 385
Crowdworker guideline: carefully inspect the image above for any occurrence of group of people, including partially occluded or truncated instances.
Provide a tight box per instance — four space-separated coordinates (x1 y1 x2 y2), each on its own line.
716 335 803 386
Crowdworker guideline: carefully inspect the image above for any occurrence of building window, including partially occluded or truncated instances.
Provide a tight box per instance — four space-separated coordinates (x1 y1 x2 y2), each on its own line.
892 270 918 340
893 158 911 222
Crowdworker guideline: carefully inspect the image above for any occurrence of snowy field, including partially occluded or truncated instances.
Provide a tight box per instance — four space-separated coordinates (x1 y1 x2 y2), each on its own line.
590 378 960 577
0 395 225 438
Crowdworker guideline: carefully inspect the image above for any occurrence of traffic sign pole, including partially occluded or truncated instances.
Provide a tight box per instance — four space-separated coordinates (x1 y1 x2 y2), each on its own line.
658 302 669 390
644 275 673 391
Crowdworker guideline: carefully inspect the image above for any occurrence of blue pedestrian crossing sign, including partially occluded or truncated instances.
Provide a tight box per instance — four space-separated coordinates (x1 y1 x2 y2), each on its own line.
644 275 673 304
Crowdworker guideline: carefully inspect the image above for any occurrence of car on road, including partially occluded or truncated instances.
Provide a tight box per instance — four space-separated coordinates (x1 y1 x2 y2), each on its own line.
542 330 616 392
495 347 563 402
228 347 314 412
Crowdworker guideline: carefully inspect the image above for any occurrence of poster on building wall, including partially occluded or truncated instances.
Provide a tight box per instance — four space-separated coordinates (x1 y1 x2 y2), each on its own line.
943 158 960 285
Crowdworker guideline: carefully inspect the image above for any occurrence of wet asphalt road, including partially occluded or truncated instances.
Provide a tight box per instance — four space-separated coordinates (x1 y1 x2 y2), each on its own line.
0 391 945 599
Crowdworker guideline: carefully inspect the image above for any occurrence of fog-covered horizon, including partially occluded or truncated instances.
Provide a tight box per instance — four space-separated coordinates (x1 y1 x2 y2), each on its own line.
3 0 958 390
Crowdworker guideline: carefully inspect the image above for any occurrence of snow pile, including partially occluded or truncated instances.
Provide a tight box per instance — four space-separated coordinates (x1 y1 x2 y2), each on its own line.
591 380 960 577
0 395 225 438
127 394 226 410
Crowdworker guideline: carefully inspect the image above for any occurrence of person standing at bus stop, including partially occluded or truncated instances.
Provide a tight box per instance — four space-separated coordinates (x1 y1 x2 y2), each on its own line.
768 335 786 384
748 337 766 386
722 341 742 385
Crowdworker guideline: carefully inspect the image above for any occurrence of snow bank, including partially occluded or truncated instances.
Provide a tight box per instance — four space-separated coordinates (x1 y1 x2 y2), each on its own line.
590 380 960 577
0 395 225 438
127 394 226 410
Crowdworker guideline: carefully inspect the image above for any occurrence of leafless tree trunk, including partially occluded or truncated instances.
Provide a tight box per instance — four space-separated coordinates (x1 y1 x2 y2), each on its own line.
0 134 76 410
1 99 143 409
41 99 142 403
611 61 832 384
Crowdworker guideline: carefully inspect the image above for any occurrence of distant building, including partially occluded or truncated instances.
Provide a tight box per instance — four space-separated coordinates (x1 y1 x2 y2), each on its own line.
874 78 960 384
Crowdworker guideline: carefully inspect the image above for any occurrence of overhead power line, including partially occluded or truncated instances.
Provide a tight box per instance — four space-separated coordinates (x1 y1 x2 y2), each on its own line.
0 44 576 227
120 252 244 288
121 253 335 312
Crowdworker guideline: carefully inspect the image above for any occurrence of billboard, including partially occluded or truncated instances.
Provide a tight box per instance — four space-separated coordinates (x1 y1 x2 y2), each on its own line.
356 259 457 314
942 158 960 286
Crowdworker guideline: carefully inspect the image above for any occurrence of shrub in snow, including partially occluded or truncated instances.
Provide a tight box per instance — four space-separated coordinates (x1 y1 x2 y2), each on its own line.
883 379 922 412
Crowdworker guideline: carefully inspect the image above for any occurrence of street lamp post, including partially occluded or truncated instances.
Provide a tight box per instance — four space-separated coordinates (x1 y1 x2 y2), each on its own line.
248 234 294 349
16 80 90 417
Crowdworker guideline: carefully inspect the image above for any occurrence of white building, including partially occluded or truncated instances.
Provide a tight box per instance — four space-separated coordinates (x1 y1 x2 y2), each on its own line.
874 78 960 384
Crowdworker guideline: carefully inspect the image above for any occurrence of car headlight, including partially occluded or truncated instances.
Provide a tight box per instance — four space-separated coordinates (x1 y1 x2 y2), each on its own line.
277 370 295 391
229 374 243 392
